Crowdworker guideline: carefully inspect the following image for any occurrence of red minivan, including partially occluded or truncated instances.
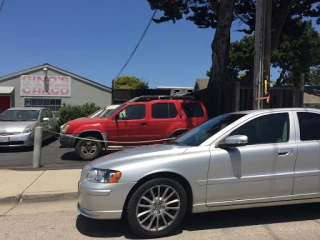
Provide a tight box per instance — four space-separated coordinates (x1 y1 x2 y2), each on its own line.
60 96 208 160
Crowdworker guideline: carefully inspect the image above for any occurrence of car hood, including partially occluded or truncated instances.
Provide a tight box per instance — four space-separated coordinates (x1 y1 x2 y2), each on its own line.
0 121 36 133
90 144 188 169
68 117 101 125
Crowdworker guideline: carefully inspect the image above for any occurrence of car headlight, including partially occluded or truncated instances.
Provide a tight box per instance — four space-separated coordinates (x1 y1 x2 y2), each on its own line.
61 124 69 134
22 125 35 133
86 169 121 183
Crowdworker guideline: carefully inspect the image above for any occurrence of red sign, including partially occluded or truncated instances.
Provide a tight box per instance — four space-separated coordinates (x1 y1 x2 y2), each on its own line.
20 75 71 97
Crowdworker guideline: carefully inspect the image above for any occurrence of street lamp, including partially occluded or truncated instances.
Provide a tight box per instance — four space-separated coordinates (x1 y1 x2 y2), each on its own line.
43 67 49 92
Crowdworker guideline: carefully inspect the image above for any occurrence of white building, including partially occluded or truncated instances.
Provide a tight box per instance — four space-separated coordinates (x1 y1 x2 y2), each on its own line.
0 63 112 114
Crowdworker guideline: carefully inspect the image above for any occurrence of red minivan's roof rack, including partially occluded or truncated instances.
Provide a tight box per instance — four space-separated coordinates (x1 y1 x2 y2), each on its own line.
129 95 195 102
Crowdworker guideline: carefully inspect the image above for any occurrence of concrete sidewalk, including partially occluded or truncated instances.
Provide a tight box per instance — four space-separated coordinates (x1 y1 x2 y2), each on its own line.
0 169 81 204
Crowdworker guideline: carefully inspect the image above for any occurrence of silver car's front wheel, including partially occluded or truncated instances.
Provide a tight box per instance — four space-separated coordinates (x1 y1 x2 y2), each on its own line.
127 178 187 238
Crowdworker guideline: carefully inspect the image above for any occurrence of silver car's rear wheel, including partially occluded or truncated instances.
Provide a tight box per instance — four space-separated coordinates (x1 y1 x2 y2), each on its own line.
127 178 187 238
136 185 180 231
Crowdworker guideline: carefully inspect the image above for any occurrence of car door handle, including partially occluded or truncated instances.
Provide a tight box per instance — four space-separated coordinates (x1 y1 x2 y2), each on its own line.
140 122 147 126
278 149 293 156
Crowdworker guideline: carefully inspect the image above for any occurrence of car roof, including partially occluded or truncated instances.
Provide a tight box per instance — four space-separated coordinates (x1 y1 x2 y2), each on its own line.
7 107 46 111
230 107 320 115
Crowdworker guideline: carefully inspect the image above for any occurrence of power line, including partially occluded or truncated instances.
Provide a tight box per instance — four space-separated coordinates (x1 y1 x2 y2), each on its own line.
0 0 4 14
114 10 157 80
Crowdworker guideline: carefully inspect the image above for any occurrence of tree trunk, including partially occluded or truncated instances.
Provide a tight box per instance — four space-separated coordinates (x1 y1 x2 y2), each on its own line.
271 0 296 51
208 0 237 88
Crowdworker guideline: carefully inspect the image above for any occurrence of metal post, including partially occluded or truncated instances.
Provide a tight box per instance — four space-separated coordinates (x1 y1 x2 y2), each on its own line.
33 126 43 168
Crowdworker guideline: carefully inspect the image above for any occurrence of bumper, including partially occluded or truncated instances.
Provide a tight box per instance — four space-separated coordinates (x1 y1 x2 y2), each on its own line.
60 134 77 148
78 179 136 220
0 133 34 147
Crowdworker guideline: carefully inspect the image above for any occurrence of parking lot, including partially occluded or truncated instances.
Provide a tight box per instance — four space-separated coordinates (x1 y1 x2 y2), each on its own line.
0 139 91 170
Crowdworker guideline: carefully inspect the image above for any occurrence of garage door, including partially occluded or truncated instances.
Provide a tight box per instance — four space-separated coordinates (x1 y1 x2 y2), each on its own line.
0 96 10 113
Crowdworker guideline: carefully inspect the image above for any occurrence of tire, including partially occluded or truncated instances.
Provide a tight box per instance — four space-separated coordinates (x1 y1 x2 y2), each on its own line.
126 178 187 238
75 136 102 161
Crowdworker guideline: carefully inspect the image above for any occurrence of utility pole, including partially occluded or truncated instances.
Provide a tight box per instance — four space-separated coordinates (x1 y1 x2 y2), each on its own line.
253 0 266 110
263 0 272 108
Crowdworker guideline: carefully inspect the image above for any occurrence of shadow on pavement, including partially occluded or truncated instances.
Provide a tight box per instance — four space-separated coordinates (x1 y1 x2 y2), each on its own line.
0 138 57 153
60 151 81 161
76 203 320 239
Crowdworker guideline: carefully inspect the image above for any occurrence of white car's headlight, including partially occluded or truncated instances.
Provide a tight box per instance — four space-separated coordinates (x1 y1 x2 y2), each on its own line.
86 169 121 183
61 124 69 134
22 125 35 133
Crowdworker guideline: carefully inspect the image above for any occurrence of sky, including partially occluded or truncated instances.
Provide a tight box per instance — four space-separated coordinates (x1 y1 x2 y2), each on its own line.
0 0 319 89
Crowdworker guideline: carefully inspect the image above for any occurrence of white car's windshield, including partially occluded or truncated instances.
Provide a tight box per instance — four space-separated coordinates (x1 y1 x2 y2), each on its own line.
0 110 40 122
172 113 246 146
87 109 104 118
101 104 125 118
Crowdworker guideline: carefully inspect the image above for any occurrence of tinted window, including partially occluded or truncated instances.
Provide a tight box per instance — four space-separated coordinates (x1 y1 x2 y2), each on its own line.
172 114 245 146
118 105 146 120
45 110 53 118
182 103 204 118
40 110 47 121
229 113 290 145
297 112 320 141
152 103 177 119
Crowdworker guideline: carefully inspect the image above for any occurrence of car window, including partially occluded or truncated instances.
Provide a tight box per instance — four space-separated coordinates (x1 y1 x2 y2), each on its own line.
118 104 146 120
152 103 177 119
0 110 40 121
45 110 53 118
102 104 125 118
297 112 320 141
181 103 204 118
172 114 246 146
40 110 47 121
229 113 290 145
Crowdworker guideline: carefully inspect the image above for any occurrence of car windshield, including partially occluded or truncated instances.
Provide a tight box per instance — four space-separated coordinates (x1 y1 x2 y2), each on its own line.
87 109 104 118
0 109 40 121
171 113 246 146
101 104 125 118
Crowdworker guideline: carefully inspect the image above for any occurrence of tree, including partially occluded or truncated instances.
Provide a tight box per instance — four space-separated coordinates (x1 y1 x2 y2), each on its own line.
210 19 320 87
147 0 320 85
148 0 237 88
114 76 148 89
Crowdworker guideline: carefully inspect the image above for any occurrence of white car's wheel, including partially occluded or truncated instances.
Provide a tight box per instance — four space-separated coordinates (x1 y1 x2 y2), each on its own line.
126 178 187 238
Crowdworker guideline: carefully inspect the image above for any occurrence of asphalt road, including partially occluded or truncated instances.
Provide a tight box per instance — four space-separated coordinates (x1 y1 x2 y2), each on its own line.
1 200 320 240
0 139 91 170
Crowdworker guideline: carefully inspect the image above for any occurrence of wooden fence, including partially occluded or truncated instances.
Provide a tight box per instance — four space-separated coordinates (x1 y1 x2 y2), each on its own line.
187 82 303 118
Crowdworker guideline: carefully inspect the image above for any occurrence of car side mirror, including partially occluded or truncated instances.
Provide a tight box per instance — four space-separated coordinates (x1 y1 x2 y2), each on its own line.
218 135 248 149
43 117 50 122
114 114 119 121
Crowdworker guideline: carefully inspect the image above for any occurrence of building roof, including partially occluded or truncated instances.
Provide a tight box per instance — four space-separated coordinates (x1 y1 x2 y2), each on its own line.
156 86 193 90
0 63 111 93
0 86 14 94
194 78 209 91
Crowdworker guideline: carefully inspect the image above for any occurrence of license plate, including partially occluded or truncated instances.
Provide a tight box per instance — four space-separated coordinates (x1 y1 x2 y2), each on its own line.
0 137 9 142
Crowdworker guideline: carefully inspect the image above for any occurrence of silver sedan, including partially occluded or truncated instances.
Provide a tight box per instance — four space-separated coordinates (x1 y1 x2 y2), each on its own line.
0 107 58 147
78 108 320 238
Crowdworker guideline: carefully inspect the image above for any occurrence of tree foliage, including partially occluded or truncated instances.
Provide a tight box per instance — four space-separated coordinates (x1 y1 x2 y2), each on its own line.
147 0 320 85
210 19 320 86
114 76 148 89
58 102 101 126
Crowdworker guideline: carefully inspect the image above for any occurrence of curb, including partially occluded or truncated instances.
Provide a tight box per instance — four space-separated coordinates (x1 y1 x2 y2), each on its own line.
0 192 78 204
0 195 21 204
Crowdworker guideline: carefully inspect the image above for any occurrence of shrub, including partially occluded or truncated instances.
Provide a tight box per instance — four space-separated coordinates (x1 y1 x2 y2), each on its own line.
58 102 101 126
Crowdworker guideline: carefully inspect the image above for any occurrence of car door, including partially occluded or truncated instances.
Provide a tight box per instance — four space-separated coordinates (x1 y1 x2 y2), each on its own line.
147 102 181 139
206 111 297 206
292 111 320 200
114 104 150 142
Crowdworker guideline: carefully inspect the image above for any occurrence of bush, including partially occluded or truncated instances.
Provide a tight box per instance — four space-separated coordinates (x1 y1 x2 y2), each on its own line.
58 102 101 126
